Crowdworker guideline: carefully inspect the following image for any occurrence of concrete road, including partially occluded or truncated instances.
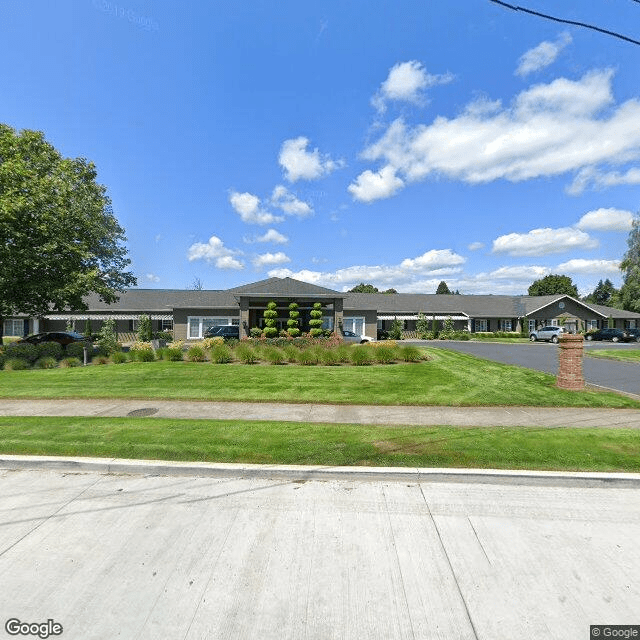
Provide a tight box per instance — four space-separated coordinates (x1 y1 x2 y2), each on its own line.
1 467 638 639
421 341 640 397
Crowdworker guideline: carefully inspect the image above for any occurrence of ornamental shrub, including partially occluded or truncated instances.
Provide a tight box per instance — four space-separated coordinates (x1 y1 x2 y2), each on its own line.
309 302 323 337
202 337 224 349
5 342 38 363
35 356 58 369
416 312 431 339
287 302 300 337
65 342 90 359
37 342 63 360
250 327 263 338
4 358 30 370
133 349 155 362
163 347 184 362
388 318 403 341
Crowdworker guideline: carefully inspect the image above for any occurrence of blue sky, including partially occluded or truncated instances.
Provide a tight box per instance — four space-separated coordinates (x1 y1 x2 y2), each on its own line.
2 1 639 296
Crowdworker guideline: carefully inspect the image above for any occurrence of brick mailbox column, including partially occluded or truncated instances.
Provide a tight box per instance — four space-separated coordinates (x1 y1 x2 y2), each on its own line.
556 334 585 390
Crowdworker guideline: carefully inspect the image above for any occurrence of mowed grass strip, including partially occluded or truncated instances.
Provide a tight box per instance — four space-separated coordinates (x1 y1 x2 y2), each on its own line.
587 349 640 363
1 416 639 471
1 348 638 407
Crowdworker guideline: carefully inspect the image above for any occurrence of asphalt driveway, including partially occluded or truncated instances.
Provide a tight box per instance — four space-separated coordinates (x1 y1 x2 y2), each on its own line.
419 341 640 397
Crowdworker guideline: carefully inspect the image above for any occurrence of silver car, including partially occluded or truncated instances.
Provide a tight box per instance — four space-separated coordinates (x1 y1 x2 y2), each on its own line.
529 326 566 343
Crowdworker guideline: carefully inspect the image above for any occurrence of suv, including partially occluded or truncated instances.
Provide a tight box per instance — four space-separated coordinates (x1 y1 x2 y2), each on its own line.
585 328 633 343
204 325 240 340
626 328 640 342
529 326 566 343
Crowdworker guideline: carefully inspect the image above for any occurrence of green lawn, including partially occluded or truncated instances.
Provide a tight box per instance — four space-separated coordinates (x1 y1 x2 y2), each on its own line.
1 416 639 471
0 348 638 407
587 349 640 363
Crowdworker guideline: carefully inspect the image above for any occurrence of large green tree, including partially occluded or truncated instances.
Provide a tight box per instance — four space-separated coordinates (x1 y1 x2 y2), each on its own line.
436 281 451 294
0 124 136 343
584 278 619 306
527 274 578 297
619 214 640 312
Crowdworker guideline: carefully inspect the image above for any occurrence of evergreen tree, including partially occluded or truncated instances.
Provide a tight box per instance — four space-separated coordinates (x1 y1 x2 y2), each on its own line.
436 281 451 294
620 215 640 312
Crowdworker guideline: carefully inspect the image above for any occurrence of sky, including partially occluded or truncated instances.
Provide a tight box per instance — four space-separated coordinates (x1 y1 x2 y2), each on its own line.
2 0 640 296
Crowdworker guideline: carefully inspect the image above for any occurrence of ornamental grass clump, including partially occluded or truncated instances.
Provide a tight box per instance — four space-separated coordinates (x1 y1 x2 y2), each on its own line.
59 357 81 368
263 346 287 365
298 348 319 365
202 337 224 349
34 356 58 369
210 344 233 364
350 346 374 366
373 345 397 364
318 347 340 366
399 345 423 362
186 345 206 362
335 344 352 363
92 355 110 365
162 347 184 362
235 343 260 364
282 344 299 363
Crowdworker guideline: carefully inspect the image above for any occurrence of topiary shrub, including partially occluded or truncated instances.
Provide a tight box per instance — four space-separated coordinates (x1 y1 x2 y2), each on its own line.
287 302 300 337
187 345 206 362
4 358 30 370
263 301 279 339
309 302 324 338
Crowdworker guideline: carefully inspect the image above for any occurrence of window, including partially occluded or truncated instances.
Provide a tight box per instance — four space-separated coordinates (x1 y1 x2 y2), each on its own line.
128 319 139 332
587 319 598 330
3 319 24 336
187 317 238 339
322 316 334 330
499 319 512 331
343 317 365 335
475 319 488 332
161 319 173 331
528 319 536 333
550 319 558 326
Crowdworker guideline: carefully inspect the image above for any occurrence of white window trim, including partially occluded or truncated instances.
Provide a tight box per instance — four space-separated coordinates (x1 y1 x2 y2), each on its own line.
475 319 488 332
3 319 24 336
343 316 365 335
187 316 239 339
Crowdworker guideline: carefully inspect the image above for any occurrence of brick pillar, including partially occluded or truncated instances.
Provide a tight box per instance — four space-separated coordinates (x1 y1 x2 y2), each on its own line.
556 334 585 390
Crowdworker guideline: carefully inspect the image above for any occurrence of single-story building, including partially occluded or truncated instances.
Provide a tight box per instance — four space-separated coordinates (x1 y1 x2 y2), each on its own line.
4 276 640 340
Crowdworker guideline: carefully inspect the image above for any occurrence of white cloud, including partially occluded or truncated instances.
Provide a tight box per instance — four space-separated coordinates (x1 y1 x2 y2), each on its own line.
576 208 634 232
268 248 465 290
271 185 313 217
569 166 640 194
556 258 620 274
278 137 343 182
246 229 288 244
492 227 598 256
468 242 485 251
187 235 244 270
145 273 160 283
372 60 453 113
516 33 572 77
348 165 405 202
253 252 291 269
229 191 283 226
355 70 640 201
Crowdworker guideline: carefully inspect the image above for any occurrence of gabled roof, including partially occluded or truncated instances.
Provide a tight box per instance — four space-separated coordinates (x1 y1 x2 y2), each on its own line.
227 277 343 298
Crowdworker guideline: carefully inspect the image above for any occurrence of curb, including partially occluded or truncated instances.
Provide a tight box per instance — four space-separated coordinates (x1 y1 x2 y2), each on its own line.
2 455 640 488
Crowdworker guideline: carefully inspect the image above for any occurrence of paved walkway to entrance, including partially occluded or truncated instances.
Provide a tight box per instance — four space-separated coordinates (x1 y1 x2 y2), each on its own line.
2 398 640 428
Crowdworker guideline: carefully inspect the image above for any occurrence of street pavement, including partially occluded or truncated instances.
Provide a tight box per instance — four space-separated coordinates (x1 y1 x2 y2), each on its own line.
1 466 638 640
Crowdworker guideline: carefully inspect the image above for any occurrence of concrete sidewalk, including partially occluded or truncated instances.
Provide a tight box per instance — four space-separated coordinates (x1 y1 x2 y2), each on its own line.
2 397 640 428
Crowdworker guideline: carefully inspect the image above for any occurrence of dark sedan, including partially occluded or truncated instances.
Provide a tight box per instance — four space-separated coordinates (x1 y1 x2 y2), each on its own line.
585 328 634 343
17 331 87 345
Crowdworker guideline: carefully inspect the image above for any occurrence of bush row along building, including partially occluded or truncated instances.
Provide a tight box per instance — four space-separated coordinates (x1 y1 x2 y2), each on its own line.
5 277 640 340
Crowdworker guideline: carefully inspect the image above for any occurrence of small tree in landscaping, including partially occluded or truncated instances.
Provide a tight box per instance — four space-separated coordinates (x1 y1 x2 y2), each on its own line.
97 317 119 355
65 318 74 332
263 301 279 338
309 302 324 337
84 317 92 338
389 317 403 340
287 302 300 337
416 312 430 339
431 314 439 338
136 314 152 341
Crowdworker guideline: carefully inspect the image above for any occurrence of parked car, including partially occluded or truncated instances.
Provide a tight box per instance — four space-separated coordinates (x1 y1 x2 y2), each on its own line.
626 328 640 342
203 325 240 340
17 331 87 345
342 330 374 344
585 328 634 343
377 328 390 341
529 326 566 343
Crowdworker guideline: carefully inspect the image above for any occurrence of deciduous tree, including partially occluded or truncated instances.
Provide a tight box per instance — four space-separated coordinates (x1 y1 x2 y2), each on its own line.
619 215 640 313
527 274 578 297
0 125 136 343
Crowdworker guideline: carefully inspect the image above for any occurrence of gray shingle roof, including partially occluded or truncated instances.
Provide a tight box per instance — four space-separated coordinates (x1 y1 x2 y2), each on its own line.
227 277 342 297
